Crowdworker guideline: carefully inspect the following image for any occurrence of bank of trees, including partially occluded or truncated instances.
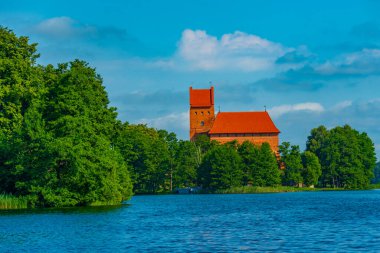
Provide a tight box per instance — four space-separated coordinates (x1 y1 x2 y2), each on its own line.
115 124 376 192
306 125 376 188
0 28 378 208
0 27 132 207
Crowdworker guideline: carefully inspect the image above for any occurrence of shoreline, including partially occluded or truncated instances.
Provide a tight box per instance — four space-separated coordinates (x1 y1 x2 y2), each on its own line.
135 185 380 195
3 185 380 210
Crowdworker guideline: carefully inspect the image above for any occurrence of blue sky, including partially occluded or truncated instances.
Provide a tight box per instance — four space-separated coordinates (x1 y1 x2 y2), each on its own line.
2 0 380 158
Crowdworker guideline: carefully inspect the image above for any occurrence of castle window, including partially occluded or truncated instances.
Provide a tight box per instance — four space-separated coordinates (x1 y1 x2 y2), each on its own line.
201 111 204 115
195 112 197 115
208 111 210 115
200 121 205 126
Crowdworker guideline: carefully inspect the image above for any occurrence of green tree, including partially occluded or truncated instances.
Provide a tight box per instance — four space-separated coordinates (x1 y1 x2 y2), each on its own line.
158 130 179 191
173 140 198 188
115 124 169 194
237 141 260 185
0 27 42 136
238 141 280 186
301 151 322 187
192 134 217 167
31 60 132 206
0 27 133 207
307 124 376 189
306 125 329 158
280 142 303 186
198 144 243 190
256 143 281 186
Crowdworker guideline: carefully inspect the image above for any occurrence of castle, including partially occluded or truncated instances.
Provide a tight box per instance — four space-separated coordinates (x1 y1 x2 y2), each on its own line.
189 86 280 153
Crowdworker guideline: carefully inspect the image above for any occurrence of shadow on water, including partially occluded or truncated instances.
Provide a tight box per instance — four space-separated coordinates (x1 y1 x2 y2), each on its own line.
0 203 131 216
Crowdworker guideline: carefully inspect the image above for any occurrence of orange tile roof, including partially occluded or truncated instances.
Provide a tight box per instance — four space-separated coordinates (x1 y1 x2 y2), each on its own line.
189 87 214 107
209 111 280 134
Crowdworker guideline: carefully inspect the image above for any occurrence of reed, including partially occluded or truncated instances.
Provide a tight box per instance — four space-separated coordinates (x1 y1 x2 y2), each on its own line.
0 194 28 210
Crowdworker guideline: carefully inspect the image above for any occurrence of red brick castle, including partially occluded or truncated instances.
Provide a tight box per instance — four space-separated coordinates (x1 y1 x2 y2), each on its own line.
189 86 280 153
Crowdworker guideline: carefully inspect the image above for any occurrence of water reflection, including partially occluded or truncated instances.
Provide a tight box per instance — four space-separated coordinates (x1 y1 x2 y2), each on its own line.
1 191 380 252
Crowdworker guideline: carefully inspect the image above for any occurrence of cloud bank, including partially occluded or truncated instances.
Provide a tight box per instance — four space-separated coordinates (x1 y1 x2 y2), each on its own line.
269 103 325 118
156 29 294 72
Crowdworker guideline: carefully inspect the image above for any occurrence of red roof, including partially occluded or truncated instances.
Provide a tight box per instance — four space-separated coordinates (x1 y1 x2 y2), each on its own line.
209 111 280 134
189 87 214 107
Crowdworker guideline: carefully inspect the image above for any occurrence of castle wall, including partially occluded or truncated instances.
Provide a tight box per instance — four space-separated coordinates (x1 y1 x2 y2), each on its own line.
189 106 215 141
209 134 279 153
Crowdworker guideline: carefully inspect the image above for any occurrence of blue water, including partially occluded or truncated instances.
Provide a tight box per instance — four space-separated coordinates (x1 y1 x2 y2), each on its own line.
1 191 380 252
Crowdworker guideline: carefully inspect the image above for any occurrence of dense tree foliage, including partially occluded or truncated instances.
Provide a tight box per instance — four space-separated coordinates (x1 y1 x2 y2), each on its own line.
173 140 198 188
198 144 243 189
0 27 132 207
280 142 303 186
306 125 376 189
301 151 322 187
115 124 170 194
238 141 280 186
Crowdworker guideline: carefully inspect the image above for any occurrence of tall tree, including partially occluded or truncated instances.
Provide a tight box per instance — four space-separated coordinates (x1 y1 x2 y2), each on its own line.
306 125 329 158
198 144 243 190
280 142 303 186
158 130 179 191
301 151 322 187
173 140 198 188
307 124 376 188
0 27 42 136
256 143 281 186
0 27 133 207
32 60 132 206
237 141 260 185
115 124 169 194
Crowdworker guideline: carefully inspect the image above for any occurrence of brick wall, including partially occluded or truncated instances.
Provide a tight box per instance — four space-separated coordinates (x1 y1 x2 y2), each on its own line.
210 134 279 153
189 106 215 140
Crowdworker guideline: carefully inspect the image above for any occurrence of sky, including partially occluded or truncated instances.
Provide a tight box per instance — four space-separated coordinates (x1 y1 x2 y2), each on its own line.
1 0 380 158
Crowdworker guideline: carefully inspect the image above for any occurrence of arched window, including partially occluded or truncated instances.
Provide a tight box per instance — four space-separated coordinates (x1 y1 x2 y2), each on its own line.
200 121 205 126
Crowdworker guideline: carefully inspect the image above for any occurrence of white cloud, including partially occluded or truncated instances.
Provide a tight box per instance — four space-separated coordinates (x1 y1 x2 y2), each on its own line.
34 16 97 39
332 100 352 111
157 29 293 72
138 111 189 134
269 102 324 118
35 17 76 37
316 49 380 75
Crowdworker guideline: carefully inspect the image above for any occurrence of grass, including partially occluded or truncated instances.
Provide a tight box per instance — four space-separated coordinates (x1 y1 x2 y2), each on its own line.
89 200 124 206
0 194 28 210
369 183 380 189
214 185 343 194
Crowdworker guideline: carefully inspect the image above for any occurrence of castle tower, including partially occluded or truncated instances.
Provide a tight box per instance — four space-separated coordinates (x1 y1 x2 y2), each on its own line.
189 86 215 141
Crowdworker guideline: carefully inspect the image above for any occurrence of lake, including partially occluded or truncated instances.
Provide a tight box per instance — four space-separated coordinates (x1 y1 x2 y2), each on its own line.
1 191 380 252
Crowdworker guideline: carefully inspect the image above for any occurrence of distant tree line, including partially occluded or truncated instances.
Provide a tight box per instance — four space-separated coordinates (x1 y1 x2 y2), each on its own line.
114 124 377 193
306 125 377 188
0 27 378 208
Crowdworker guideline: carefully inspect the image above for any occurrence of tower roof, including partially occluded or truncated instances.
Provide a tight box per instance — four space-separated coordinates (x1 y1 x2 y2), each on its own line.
189 86 214 107
209 111 280 134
